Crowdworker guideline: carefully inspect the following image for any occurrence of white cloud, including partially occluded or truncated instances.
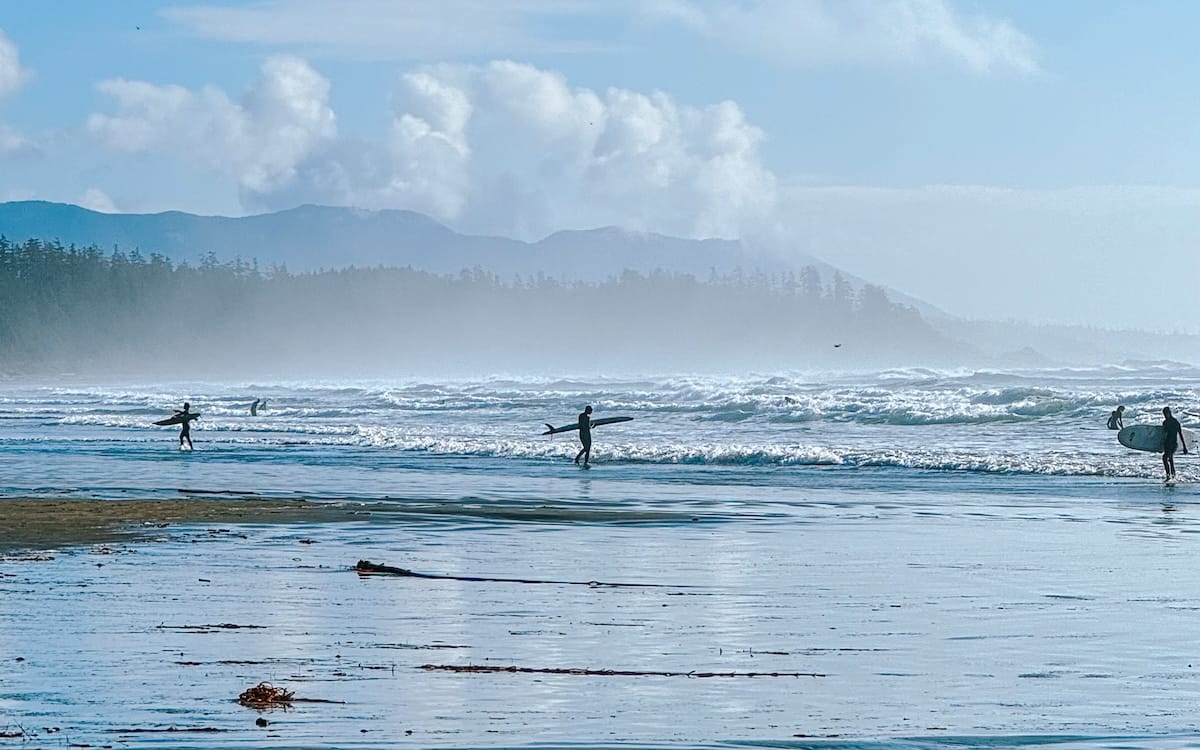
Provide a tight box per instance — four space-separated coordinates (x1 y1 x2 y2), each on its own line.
79 188 119 213
0 28 34 160
0 123 34 157
163 0 1036 74
86 57 777 239
86 55 336 199
162 0 617 59
645 0 1039 74
349 60 776 239
0 27 30 96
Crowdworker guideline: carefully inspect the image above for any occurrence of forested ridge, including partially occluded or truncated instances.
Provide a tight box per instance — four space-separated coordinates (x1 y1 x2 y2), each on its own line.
0 236 962 375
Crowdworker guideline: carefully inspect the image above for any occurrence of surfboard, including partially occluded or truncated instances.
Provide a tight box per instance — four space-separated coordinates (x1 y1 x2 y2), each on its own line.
1118 424 1198 453
543 416 633 436
154 413 200 426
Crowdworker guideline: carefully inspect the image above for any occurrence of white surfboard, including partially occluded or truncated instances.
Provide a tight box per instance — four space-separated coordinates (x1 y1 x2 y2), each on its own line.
1118 424 1199 453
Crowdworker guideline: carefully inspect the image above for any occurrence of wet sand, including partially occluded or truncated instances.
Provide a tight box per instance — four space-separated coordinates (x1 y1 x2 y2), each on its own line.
0 497 363 554
5 491 1200 748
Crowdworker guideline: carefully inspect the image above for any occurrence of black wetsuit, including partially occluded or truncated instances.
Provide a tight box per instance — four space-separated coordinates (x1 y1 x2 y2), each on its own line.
1107 410 1122 430
1163 414 1185 480
178 411 196 448
574 411 592 465
1163 416 1183 454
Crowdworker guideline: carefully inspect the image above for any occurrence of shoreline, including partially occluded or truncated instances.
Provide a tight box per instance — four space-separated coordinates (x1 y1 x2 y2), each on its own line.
0 497 365 554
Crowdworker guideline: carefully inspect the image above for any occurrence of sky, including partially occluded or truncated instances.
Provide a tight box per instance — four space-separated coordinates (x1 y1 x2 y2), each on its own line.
1 0 1198 331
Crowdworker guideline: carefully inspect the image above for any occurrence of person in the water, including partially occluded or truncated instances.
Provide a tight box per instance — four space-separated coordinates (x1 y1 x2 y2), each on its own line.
574 405 593 466
1107 405 1125 430
1161 406 1187 481
176 402 198 450
250 398 260 416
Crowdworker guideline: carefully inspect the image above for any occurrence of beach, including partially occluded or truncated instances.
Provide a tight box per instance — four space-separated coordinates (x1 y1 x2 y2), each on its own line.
3 369 1200 748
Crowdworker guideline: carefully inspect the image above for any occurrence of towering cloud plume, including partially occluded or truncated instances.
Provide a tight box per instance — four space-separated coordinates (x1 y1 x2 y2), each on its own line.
87 58 777 240
87 55 336 200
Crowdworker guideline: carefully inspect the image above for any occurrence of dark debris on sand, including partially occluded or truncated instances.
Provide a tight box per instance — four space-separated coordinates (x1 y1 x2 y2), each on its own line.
238 682 294 709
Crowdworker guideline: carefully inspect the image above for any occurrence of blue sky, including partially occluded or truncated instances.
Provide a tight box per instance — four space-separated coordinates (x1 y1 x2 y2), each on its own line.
1 1 1199 329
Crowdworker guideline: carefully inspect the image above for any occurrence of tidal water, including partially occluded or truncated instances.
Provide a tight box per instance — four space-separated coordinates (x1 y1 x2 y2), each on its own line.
3 365 1200 748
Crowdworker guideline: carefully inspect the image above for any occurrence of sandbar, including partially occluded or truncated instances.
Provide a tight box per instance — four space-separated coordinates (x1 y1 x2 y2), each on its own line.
0 497 361 554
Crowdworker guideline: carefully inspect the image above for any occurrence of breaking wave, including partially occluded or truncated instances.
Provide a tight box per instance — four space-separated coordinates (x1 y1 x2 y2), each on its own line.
3 366 1194 493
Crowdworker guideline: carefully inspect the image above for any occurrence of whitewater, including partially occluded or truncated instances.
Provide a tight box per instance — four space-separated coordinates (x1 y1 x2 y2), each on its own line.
4 364 1200 749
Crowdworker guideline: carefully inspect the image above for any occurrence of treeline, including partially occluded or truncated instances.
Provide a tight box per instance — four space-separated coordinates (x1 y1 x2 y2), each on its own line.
0 237 962 374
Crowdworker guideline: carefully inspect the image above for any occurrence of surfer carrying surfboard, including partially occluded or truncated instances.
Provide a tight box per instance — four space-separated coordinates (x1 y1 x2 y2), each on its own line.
1162 407 1188 482
574 405 593 467
176 402 198 450
541 411 632 465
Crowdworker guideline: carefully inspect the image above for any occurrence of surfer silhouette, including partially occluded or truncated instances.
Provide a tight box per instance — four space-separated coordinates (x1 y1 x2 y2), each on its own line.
574 405 593 466
176 402 198 450
1107 405 1125 430
1161 406 1187 482
250 398 260 416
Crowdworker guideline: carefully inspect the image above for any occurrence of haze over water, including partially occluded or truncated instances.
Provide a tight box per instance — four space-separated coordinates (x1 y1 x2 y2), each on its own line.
4 365 1200 748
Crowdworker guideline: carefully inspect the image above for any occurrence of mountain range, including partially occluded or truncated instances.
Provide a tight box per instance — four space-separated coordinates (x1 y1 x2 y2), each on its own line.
0 200 932 311
4 200 1199 367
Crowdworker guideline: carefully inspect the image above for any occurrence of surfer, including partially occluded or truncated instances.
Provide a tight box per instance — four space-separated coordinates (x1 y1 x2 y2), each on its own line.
1161 407 1187 481
1107 405 1125 430
250 398 260 416
176 402 198 450
574 405 593 466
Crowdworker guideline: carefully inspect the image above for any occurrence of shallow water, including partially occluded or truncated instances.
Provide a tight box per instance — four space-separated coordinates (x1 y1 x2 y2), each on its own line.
3 367 1200 748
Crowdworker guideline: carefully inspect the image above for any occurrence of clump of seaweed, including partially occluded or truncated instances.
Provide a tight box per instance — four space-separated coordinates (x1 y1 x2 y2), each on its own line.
237 682 294 709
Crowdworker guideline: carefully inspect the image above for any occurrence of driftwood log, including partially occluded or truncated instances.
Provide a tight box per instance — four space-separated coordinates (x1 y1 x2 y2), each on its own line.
420 664 826 678
354 560 678 588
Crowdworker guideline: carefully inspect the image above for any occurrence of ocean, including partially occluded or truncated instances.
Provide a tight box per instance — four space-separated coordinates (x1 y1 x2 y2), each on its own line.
2 365 1200 749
